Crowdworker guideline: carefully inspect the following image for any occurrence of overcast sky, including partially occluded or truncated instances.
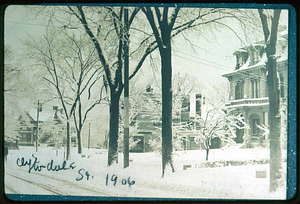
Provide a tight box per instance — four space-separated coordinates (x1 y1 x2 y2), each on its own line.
4 5 289 96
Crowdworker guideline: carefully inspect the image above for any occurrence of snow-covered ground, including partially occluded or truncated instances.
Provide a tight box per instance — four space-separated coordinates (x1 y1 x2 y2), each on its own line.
4 145 287 200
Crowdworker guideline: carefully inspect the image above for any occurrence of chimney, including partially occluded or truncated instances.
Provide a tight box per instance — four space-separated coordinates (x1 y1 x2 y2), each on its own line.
146 85 153 93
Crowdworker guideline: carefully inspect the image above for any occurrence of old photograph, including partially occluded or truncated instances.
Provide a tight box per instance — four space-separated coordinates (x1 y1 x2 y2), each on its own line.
3 4 294 201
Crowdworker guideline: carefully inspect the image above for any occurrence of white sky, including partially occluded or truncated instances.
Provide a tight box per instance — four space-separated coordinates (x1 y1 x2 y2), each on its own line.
3 5 289 144
4 5 289 96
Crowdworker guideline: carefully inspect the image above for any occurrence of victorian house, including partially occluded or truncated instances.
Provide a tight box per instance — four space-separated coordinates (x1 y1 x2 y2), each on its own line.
222 27 288 144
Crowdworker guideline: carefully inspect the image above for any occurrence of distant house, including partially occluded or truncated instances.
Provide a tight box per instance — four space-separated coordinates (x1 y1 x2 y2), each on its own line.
17 106 72 146
131 85 205 152
177 93 205 150
130 85 160 152
222 27 288 144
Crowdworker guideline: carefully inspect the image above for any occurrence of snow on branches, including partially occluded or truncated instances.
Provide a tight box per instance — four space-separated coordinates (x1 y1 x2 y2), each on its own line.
192 100 247 160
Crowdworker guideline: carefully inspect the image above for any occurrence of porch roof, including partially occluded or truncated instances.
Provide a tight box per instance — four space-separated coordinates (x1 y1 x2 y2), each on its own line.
225 98 269 109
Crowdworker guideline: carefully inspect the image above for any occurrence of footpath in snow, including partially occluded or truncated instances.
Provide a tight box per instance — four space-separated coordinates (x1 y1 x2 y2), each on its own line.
4 146 287 200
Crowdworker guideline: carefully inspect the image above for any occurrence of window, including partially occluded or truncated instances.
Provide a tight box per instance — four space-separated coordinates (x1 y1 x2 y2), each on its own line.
251 80 260 98
71 137 76 143
182 97 190 111
153 121 162 126
237 55 242 65
196 94 201 116
235 81 244 100
235 52 248 69
253 48 261 64
253 51 258 63
236 55 242 69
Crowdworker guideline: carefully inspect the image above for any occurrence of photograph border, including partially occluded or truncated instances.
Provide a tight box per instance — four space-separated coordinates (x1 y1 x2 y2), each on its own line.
1 2 298 203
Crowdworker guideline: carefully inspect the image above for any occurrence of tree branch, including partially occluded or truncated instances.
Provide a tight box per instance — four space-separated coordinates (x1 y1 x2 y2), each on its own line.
74 6 113 88
129 43 159 80
169 7 180 30
129 8 140 26
142 7 163 51
258 9 270 44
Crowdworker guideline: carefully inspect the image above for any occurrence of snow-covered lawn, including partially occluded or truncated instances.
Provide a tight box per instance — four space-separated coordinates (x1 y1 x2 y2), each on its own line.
4 146 287 200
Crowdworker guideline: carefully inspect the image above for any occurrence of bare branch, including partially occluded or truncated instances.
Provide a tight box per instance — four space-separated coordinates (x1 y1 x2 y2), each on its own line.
74 6 113 88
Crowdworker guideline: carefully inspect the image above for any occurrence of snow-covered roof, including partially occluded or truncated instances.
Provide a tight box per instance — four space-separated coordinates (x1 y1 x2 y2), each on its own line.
28 109 55 122
233 48 248 55
223 41 288 78
56 112 67 124
252 43 264 47
222 52 266 77
229 28 288 63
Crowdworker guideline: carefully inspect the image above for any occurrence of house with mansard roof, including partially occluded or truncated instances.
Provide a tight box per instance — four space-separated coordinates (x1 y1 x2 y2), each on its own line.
222 27 288 145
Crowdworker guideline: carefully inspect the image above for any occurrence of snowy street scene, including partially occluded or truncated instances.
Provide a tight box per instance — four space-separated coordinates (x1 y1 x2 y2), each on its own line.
3 4 294 201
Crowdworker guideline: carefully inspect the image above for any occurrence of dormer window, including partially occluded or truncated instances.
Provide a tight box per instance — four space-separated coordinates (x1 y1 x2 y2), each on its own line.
234 49 248 70
253 51 259 63
250 44 264 65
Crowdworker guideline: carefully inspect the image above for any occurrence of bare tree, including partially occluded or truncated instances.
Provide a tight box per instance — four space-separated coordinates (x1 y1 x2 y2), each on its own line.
25 28 103 159
258 9 283 192
193 102 247 161
60 33 107 154
67 6 159 165
39 119 66 156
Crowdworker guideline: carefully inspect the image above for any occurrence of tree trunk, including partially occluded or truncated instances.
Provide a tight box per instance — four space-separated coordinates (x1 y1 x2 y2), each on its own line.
77 130 82 154
66 121 71 160
161 36 175 177
77 99 82 154
267 56 283 192
107 91 120 166
258 9 282 192
206 148 209 161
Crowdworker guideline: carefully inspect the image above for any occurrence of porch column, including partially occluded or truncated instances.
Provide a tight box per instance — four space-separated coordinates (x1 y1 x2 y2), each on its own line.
243 108 249 142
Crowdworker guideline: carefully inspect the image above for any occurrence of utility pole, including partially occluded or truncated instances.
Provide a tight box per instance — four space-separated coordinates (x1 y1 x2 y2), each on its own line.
88 122 91 149
36 100 40 152
123 8 130 168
